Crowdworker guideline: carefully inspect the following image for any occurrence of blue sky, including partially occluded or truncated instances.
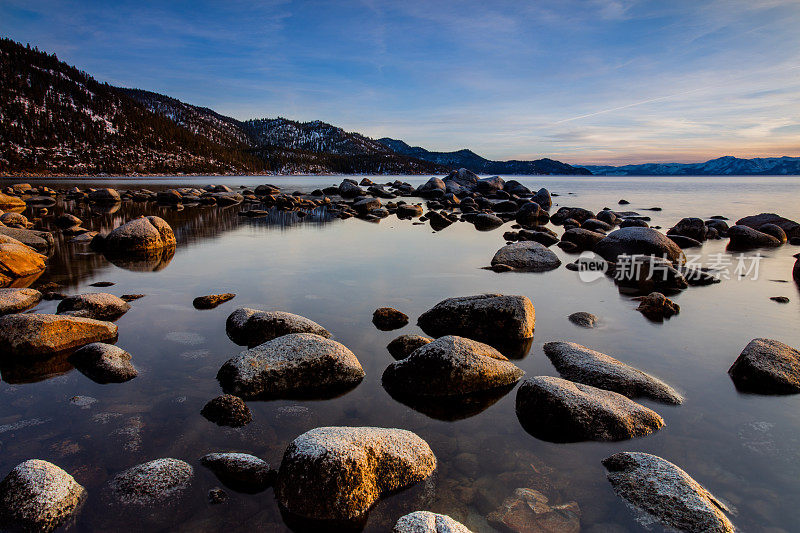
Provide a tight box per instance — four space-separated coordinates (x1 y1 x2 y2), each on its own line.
2 0 799 164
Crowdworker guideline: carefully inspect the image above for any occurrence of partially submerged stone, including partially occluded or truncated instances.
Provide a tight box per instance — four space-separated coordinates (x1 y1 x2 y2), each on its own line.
515 376 664 442
728 338 800 394
487 488 580 533
602 452 734 532
387 334 432 360
108 458 193 507
567 311 597 328
594 227 685 264
0 235 47 287
491 241 561 272
217 333 364 399
543 341 683 404
372 307 409 330
201 394 252 427
193 293 235 309
57 292 131 321
382 335 523 396
0 313 118 357
0 459 87 533
225 307 330 347
633 292 680 321
200 452 273 493
276 426 436 521
103 216 176 253
417 294 535 345
0 287 41 314
393 511 473 533
69 342 137 383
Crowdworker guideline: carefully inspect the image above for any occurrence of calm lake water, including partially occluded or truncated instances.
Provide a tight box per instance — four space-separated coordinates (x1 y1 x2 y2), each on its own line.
1 175 799 532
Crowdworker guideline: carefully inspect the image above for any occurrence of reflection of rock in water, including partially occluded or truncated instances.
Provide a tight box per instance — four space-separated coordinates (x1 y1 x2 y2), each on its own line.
241 206 337 228
89 202 121 215
103 246 175 272
494 337 533 360
0 351 74 384
383 382 517 421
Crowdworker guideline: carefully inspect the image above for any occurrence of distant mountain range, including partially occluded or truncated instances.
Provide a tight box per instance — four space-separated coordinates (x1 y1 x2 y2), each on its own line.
1 38 796 177
378 138 591 175
583 156 800 176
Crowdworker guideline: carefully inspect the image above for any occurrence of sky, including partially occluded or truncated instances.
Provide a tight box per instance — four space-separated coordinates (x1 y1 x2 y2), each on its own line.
2 0 799 165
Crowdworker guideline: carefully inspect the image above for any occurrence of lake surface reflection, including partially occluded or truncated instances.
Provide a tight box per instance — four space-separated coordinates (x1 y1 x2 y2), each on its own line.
1 175 799 532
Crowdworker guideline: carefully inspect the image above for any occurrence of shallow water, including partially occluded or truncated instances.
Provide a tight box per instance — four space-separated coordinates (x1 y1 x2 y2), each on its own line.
1 175 799 532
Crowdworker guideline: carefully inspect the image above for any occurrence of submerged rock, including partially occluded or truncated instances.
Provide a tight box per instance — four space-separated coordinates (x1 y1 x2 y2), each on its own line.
0 287 41 314
225 307 330 347
201 394 252 427
0 313 118 357
393 511 473 533
487 488 580 533
543 341 683 404
69 342 137 383
108 458 193 507
383 335 524 396
103 216 176 253
568 311 597 328
633 292 680 321
57 292 131 320
387 334 432 360
602 452 734 532
594 227 685 264
372 307 409 330
417 294 535 345
217 333 364 399
0 459 87 533
515 376 664 442
193 293 235 309
473 213 504 231
276 426 436 521
728 338 800 394
200 452 273 493
491 241 561 272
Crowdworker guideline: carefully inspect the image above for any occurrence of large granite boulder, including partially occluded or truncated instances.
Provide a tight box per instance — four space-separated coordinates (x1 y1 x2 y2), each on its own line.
69 342 137 383
602 452 734 532
276 427 436 521
57 292 131 320
543 341 682 404
491 242 561 272
0 227 54 252
382 335 523 396
594 227 685 264
0 313 118 357
393 511 472 533
0 193 26 209
88 188 121 203
107 458 193 507
217 333 364 399
0 459 87 533
515 376 664 442
103 216 176 254
728 338 800 394
225 308 330 347
668 217 709 241
0 235 47 287
417 294 535 345
0 287 41 314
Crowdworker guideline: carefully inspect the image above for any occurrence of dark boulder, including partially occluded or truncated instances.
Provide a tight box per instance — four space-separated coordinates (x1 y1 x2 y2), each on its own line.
728 338 800 394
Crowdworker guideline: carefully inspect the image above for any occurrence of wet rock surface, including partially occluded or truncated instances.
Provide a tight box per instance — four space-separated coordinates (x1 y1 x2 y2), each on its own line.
0 459 87 533
417 294 535 346
193 293 235 309
225 307 331 347
372 307 409 330
567 311 597 328
107 458 194 507
276 426 436 521
56 292 131 320
543 341 683 404
602 452 734 532
0 313 118 357
728 337 800 394
0 287 41 314
393 511 473 533
200 452 273 493
217 333 364 399
491 241 561 272
69 342 137 383
383 335 524 396
594 227 685 263
200 394 252 426
516 376 665 442
633 291 680 321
